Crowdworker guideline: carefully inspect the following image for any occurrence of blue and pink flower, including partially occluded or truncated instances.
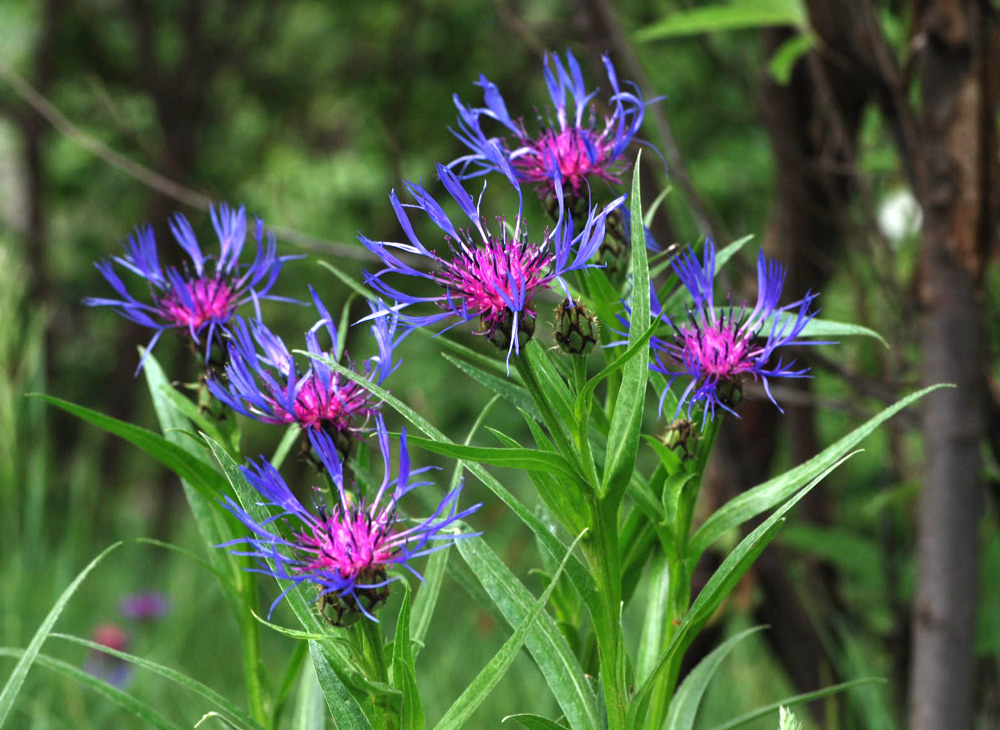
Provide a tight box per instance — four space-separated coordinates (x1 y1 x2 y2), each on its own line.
221 417 479 622
651 241 826 422
450 50 647 196
208 288 403 441
360 157 623 362
85 204 294 371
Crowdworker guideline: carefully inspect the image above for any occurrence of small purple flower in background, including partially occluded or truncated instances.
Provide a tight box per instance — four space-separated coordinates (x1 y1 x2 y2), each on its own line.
220 416 480 624
84 623 132 688
450 49 647 196
651 241 826 423
85 203 295 371
208 288 404 448
360 158 623 363
120 592 170 621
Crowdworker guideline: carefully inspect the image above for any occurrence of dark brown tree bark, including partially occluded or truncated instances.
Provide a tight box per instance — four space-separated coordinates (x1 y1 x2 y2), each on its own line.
909 2 998 728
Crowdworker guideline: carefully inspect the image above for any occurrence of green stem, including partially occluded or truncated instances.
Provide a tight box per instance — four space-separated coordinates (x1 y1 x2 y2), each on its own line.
513 354 576 459
587 497 628 730
642 417 722 730
359 617 389 685
237 574 269 724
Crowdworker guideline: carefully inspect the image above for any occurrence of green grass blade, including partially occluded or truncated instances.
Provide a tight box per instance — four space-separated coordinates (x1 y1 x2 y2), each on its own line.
432 532 587 730
457 536 601 730
664 627 765 730
504 714 570 730
705 678 885 730
0 542 120 727
51 634 266 730
392 588 424 730
443 353 542 422
408 437 584 483
0 649 186 730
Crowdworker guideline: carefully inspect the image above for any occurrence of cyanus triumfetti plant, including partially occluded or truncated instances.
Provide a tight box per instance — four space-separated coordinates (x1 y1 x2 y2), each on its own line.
34 46 941 730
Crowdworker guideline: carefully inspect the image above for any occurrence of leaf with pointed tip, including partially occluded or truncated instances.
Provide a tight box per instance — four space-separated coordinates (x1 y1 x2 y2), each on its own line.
665 627 766 730
0 543 121 726
457 537 601 730
0 649 186 730
689 385 945 561
602 157 650 507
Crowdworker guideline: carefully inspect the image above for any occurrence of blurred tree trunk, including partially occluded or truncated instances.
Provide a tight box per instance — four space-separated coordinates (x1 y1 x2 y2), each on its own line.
909 2 997 728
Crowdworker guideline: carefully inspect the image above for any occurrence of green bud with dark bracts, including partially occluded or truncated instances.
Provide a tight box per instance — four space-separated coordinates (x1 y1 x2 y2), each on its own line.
661 418 699 461
317 570 390 627
554 298 600 356
485 311 536 352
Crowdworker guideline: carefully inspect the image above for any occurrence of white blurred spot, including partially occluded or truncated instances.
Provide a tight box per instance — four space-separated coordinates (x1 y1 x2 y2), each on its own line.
877 188 922 245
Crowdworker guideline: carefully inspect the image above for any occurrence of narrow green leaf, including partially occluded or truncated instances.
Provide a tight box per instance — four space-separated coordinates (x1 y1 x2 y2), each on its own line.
457 537 601 730
689 385 945 560
271 424 301 470
318 259 377 300
574 317 659 418
52 634 265 730
637 0 806 42
410 548 449 656
637 551 672 684
392 589 424 730
308 642 372 730
408 437 583 483
602 155 650 506
0 649 186 730
443 353 541 422
433 532 588 730
665 627 765 730
33 394 223 498
0 542 120 727
292 662 326 730
503 714 570 730
705 678 885 730
765 314 888 348
629 455 854 725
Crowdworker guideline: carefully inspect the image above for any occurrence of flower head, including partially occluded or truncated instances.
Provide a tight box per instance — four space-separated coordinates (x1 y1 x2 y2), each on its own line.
85 203 294 372
208 288 404 445
120 592 170 621
360 156 623 363
450 50 647 196
84 624 132 688
221 417 480 623
650 241 826 423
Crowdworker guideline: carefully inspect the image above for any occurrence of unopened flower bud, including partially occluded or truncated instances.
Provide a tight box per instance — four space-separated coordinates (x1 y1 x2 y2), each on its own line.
484 311 536 352
661 418 699 461
554 298 600 356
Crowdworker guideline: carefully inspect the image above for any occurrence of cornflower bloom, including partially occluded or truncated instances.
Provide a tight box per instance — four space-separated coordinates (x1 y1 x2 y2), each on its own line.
120 592 170 621
450 49 646 197
208 288 404 449
85 203 294 372
650 241 826 423
84 624 132 688
221 418 480 623
360 157 623 364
